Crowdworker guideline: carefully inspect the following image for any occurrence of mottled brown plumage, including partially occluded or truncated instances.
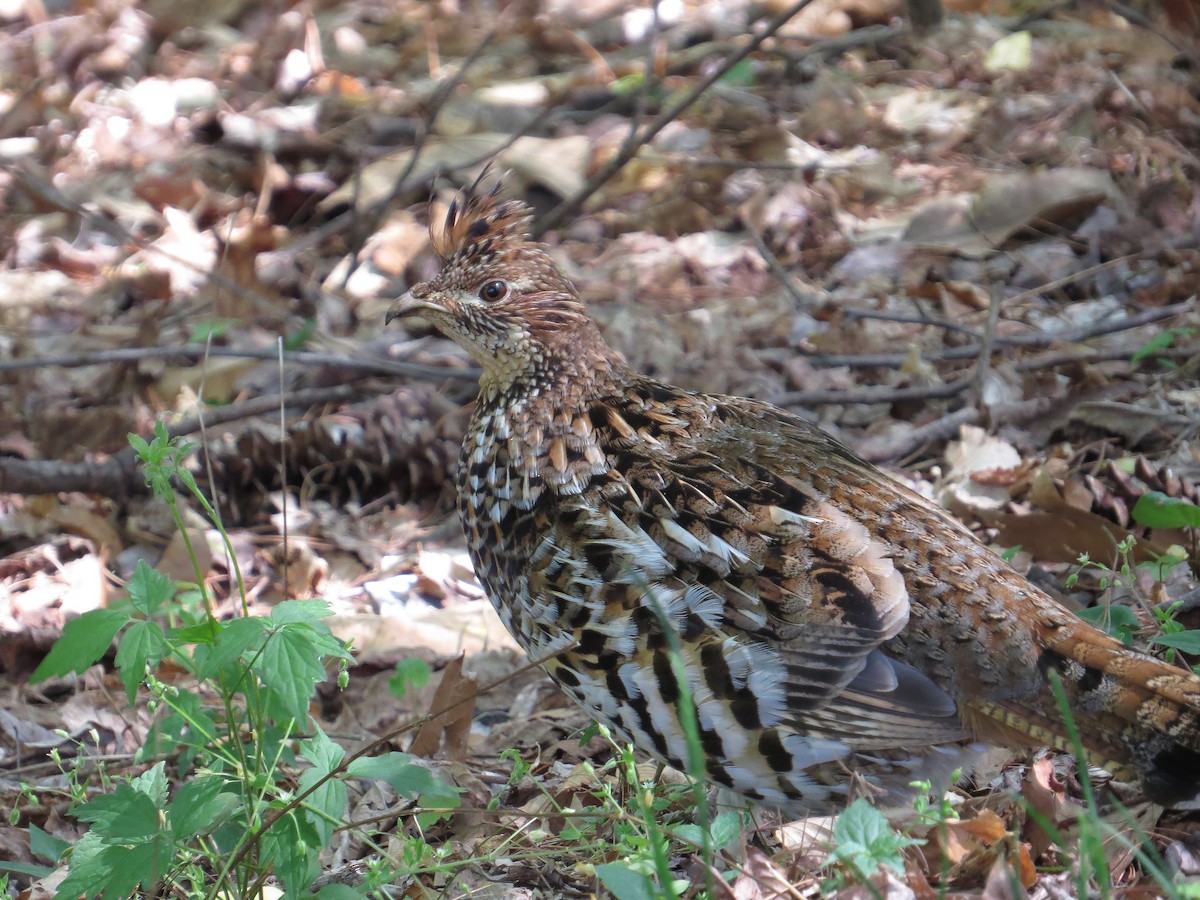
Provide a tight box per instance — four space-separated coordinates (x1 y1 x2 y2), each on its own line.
386 184 1200 816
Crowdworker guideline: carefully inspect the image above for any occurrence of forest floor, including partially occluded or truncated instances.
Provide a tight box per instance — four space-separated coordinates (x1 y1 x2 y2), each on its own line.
2 0 1200 896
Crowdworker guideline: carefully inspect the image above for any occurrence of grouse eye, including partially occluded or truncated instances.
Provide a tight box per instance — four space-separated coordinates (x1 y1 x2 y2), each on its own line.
478 280 509 302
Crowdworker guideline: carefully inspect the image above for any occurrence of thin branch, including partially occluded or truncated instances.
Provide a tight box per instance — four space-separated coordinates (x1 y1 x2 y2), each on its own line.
0 345 480 382
775 376 972 408
0 385 364 498
877 407 979 465
4 163 284 318
972 284 1004 407
775 343 1194 410
531 0 819 238
857 398 1055 464
277 102 558 263
747 226 810 308
842 307 981 339
336 24 502 291
800 301 1193 368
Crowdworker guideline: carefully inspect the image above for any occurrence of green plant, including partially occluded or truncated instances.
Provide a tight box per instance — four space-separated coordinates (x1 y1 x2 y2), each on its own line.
822 799 923 892
1065 526 1200 673
1132 490 1200 567
1068 536 1142 644
1130 326 1197 368
585 734 747 900
908 773 959 831
23 422 459 898
593 737 692 900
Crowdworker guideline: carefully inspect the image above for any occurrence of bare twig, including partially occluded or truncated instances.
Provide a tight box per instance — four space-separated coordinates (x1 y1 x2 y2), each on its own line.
531 0 818 238
972 285 1005 408
0 345 480 382
875 407 979 465
0 385 364 498
842 307 981 339
336 24 502 291
776 342 1194 411
278 103 558 264
4 163 284 317
0 454 147 499
800 301 1193 368
857 398 1055 464
775 376 972 408
747 226 810 307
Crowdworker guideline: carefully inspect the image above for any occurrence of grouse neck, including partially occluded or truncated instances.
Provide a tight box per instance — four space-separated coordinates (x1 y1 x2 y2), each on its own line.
465 343 633 501
476 340 630 418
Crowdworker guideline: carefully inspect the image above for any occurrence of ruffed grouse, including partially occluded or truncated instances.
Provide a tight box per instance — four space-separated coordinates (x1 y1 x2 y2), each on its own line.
387 184 1200 816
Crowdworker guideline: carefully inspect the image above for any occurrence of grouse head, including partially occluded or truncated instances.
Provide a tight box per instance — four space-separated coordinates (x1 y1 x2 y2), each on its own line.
387 182 618 394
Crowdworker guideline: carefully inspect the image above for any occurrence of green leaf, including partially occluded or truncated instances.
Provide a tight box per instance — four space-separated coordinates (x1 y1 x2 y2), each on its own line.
389 658 432 698
174 618 221 644
168 776 239 840
708 810 743 850
55 798 175 899
346 752 413 782
270 599 334 625
197 616 267 677
284 317 318 351
718 58 757 87
672 811 741 851
189 318 236 343
1 860 53 878
126 561 175 616
73 786 160 840
300 728 345 774
115 619 167 703
1131 331 1175 364
298 770 347 846
262 809 321 896
127 433 151 459
1132 492 1200 530
131 761 171 807
595 862 656 900
298 732 348 846
255 624 330 724
89 836 173 898
1152 631 1200 655
1077 604 1140 645
610 72 646 97
314 886 370 900
1131 327 1194 365
827 799 922 876
54 831 109 900
347 753 461 814
347 754 438 798
30 608 130 683
29 823 70 863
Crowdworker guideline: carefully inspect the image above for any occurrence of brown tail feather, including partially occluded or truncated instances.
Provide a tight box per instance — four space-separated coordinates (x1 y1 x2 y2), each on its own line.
971 620 1200 805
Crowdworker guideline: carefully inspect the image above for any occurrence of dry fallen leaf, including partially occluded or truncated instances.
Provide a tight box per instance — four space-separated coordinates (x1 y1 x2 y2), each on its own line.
726 845 794 898
903 168 1121 257
1021 758 1066 860
409 655 477 762
994 505 1172 567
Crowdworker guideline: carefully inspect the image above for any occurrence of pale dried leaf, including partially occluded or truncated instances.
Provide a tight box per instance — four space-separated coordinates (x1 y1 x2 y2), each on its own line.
409 655 477 761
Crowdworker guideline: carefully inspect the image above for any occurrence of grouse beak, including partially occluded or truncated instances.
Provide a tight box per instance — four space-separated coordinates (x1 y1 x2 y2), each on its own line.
385 291 441 325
